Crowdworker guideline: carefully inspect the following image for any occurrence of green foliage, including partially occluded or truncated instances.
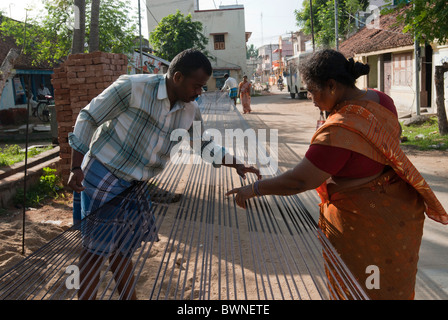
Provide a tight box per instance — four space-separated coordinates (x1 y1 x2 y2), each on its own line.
0 144 53 167
94 1 138 54
0 0 138 67
14 167 63 207
246 44 258 59
401 117 448 150
0 144 22 167
295 0 368 48
390 0 448 45
149 10 209 61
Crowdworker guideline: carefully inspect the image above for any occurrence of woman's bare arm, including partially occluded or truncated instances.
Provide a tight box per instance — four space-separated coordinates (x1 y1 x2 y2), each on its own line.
226 157 331 208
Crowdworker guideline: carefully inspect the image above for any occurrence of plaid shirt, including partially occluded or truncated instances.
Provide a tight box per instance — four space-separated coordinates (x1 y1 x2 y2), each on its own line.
69 74 224 182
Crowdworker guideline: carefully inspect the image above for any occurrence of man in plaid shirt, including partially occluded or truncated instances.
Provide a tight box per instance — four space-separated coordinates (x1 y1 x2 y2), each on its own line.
68 49 260 299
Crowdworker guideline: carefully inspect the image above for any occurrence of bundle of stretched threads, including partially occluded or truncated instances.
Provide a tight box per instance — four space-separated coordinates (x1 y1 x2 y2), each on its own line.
0 91 368 301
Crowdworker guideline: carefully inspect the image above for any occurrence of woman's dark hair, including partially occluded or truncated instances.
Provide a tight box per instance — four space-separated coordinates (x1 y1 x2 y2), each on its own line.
298 49 370 89
168 49 212 78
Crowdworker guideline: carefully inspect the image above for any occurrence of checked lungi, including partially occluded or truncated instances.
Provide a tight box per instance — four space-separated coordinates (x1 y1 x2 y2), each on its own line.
73 158 158 258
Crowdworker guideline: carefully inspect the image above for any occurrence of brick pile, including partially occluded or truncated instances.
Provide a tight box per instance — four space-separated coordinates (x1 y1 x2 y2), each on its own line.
51 51 128 183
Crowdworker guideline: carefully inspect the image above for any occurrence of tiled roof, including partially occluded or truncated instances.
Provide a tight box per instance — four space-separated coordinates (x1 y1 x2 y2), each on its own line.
339 5 414 58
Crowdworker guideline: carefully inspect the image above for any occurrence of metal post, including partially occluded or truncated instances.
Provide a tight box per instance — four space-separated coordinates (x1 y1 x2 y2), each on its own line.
334 0 339 50
21 11 30 256
309 0 315 52
413 3 420 115
138 0 143 74
415 38 420 115
270 44 273 84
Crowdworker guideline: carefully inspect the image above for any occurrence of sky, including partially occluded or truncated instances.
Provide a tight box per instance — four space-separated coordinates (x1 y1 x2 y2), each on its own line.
199 0 304 48
1 0 304 49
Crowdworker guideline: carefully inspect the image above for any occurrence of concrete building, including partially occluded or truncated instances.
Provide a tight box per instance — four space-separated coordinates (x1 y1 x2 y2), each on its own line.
246 56 261 81
145 0 249 90
290 31 312 56
273 36 294 82
257 44 279 84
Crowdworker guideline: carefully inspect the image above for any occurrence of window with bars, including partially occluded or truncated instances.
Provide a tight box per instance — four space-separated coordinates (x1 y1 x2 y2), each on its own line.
393 52 412 87
214 34 225 50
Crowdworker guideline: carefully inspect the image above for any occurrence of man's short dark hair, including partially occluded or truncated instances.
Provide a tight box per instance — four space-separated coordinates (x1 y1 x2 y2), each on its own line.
168 49 212 78
224 73 229 78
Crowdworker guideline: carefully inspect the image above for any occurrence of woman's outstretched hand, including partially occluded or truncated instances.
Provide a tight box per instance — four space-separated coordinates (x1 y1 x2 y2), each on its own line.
226 184 255 209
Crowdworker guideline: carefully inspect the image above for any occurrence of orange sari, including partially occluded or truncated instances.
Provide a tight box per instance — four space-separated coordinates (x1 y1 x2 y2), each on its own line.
239 81 252 113
312 100 448 300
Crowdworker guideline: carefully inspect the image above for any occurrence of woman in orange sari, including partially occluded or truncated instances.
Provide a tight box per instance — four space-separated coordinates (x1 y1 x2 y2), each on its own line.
238 75 252 114
226 49 448 300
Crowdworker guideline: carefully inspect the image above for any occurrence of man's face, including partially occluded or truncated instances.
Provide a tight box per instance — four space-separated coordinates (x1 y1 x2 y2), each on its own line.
173 68 210 102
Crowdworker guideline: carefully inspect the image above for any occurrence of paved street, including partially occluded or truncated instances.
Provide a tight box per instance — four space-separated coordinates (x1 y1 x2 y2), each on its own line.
235 87 448 299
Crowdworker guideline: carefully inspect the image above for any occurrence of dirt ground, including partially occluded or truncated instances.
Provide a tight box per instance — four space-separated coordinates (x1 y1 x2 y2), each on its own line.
1 90 448 300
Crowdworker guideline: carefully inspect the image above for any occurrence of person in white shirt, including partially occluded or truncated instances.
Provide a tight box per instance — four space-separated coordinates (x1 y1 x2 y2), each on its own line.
221 73 238 105
37 83 51 100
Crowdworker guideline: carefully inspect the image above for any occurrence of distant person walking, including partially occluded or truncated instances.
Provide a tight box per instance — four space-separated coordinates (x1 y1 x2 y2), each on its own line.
238 75 252 114
221 73 238 105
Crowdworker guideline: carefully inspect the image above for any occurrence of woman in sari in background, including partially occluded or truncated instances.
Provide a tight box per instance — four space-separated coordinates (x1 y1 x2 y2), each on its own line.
238 75 252 114
226 49 448 300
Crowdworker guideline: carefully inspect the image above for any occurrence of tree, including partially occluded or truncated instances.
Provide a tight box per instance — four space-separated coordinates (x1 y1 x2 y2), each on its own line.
149 10 208 61
88 0 100 52
396 0 448 45
295 0 368 48
72 0 86 54
246 44 258 59
94 0 138 53
394 0 448 135
0 2 72 66
0 0 138 67
435 63 448 135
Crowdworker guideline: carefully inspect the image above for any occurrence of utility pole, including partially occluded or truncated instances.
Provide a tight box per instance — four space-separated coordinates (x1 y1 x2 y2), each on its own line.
414 39 420 115
413 3 420 115
279 45 283 79
334 0 339 50
261 12 264 47
138 0 143 74
270 43 273 83
309 0 315 52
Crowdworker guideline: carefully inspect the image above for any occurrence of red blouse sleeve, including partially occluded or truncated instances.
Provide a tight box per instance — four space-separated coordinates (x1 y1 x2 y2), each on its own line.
371 89 398 117
305 89 395 178
305 144 351 175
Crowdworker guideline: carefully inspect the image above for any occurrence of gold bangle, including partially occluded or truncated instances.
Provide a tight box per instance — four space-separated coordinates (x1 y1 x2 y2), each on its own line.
251 183 257 197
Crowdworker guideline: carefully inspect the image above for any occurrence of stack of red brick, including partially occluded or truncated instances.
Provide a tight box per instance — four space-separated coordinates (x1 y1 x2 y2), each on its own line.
51 51 128 182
